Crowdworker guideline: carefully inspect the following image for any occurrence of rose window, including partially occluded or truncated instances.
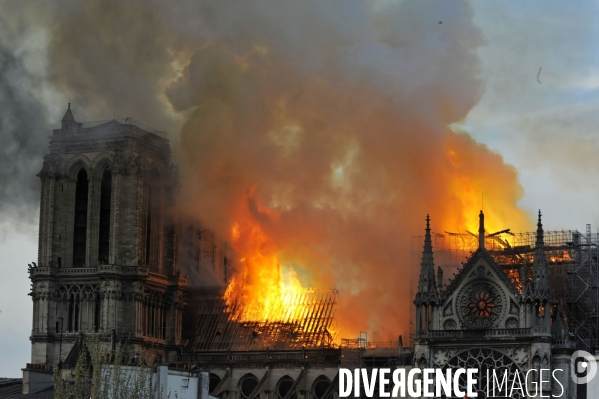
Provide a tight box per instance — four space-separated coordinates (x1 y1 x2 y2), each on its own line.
468 291 495 318
458 281 504 329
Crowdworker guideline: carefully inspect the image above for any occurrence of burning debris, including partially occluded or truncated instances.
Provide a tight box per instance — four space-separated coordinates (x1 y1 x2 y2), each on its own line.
185 288 338 351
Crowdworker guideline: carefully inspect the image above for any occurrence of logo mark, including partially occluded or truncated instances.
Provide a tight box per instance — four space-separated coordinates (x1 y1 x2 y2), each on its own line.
571 350 597 384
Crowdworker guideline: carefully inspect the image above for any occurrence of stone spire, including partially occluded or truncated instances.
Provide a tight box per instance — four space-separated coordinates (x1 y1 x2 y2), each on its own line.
478 210 485 250
536 209 544 247
61 103 76 129
417 215 437 297
533 210 549 291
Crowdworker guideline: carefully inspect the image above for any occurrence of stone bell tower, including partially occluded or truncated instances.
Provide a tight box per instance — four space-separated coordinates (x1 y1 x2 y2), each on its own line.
28 105 187 367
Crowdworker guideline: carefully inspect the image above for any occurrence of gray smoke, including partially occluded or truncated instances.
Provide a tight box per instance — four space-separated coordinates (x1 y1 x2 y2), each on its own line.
0 43 50 224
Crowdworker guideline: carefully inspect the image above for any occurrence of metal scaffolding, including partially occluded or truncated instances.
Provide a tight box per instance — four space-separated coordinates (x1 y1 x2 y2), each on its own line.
410 226 599 351
183 289 338 351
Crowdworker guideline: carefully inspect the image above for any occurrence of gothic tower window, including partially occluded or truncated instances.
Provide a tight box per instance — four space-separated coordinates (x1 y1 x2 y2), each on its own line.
145 170 162 272
98 169 112 264
94 293 100 332
149 302 155 337
67 293 79 332
73 169 88 267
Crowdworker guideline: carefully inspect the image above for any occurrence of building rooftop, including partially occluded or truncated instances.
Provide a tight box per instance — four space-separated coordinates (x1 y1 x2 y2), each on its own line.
0 378 54 398
54 104 168 138
53 117 168 139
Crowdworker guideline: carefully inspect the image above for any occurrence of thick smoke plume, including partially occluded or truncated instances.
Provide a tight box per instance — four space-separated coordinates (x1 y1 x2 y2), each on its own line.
3 0 533 340
166 1 533 338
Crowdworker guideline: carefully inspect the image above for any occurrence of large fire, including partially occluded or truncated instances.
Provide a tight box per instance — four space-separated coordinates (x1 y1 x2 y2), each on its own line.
223 251 308 323
214 140 535 338
222 205 339 346
223 195 310 323
221 181 531 335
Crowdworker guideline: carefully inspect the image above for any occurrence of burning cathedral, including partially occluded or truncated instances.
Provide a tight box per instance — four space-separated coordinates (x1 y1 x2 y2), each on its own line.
22 106 581 398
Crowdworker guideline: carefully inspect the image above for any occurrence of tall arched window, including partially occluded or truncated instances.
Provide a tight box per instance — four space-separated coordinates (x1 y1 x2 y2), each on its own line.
145 170 162 272
68 293 79 332
98 169 112 263
73 169 88 267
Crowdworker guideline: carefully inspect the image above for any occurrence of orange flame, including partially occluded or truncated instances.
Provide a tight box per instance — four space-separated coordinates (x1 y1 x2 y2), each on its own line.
223 194 310 323
550 252 573 263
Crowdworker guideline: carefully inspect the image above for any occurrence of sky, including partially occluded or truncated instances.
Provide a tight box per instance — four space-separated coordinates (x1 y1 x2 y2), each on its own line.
1 0 599 377
463 1 599 230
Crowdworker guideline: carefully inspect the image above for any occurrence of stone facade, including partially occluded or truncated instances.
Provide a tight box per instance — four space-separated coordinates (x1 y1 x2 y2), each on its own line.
173 347 413 399
413 212 577 398
28 106 187 366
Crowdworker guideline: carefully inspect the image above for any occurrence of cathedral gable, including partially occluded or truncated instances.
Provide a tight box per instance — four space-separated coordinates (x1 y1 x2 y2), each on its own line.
441 250 520 330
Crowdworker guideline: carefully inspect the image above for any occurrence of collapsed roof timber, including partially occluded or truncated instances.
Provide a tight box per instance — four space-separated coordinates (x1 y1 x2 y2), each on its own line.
184 289 338 351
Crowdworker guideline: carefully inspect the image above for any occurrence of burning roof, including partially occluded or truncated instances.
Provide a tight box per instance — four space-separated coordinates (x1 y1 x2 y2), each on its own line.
184 288 338 351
